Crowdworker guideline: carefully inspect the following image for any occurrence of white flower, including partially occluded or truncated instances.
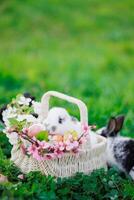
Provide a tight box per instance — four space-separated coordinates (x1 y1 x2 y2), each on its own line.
2 107 16 119
21 138 31 148
2 107 17 127
32 101 41 115
18 96 31 106
7 132 18 145
17 114 37 123
17 115 27 122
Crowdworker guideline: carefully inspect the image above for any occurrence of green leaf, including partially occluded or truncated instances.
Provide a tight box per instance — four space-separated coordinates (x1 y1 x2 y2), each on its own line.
16 94 23 100
8 118 26 132
0 122 5 131
9 118 18 126
36 131 49 141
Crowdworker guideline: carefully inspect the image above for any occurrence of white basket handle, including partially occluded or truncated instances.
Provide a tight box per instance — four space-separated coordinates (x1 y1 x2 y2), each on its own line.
40 91 88 128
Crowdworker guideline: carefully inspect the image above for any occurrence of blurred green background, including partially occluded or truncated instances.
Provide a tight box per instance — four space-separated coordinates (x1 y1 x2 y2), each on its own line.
0 0 134 136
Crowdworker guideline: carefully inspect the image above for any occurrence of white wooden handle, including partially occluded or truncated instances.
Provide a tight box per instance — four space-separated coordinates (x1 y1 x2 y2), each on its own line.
41 91 88 126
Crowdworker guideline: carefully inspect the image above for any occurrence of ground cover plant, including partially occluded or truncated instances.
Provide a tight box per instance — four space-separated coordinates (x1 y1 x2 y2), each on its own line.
0 144 134 200
0 0 134 199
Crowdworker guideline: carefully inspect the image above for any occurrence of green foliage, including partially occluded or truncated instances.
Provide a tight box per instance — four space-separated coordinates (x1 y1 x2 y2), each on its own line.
0 132 12 158
9 118 19 126
0 123 4 132
56 169 134 200
0 146 134 200
9 118 26 132
0 147 21 182
36 131 49 141
0 152 134 200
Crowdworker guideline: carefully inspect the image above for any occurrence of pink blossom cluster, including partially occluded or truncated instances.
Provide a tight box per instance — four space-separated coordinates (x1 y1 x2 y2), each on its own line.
11 121 90 161
26 137 85 161
24 124 89 161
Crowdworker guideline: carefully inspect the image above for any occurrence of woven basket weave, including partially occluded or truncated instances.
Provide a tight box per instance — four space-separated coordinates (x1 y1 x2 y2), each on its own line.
11 91 107 177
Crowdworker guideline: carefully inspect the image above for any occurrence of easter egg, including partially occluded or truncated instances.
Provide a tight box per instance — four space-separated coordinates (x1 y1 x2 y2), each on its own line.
27 124 44 137
53 135 63 142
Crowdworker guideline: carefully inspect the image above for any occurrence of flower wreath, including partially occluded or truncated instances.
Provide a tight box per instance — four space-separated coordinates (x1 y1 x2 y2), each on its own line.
0 93 93 161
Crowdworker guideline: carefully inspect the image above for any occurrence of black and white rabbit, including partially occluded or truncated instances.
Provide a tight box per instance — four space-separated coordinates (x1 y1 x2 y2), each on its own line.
97 115 134 180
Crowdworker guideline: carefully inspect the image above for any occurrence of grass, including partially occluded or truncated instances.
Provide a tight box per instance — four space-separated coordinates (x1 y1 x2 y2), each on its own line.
0 0 134 199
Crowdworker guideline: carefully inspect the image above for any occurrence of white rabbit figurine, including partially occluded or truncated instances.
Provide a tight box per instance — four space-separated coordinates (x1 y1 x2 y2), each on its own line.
43 107 98 147
43 107 81 135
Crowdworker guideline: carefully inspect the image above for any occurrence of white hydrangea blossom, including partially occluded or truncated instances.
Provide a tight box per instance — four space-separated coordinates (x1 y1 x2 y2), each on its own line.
1 94 42 146
18 96 31 106
17 114 37 123
2 107 17 127
7 132 19 145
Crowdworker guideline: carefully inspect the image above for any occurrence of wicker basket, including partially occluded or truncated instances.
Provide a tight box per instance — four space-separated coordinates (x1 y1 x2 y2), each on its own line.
11 91 107 177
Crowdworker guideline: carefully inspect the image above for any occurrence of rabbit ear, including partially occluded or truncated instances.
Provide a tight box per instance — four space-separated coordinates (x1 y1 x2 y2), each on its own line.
107 117 116 134
115 115 125 133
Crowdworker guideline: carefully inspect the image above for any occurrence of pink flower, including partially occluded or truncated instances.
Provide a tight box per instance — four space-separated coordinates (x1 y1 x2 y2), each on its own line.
18 174 24 180
59 145 64 151
65 141 74 151
65 140 79 151
72 141 79 148
8 127 16 133
27 124 44 137
37 141 50 149
28 144 41 160
45 154 55 160
58 141 65 151
54 149 63 158
22 127 29 134
79 137 87 144
33 152 42 161
73 148 79 153
82 123 89 133
21 144 27 154
28 144 37 154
